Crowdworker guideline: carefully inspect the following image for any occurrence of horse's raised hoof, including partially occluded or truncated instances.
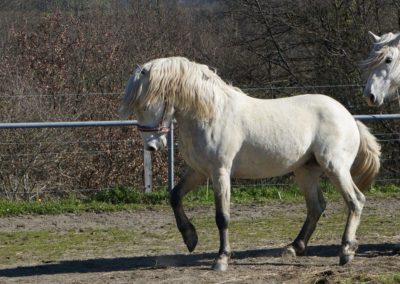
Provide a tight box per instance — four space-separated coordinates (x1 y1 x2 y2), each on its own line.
212 255 229 272
181 224 198 252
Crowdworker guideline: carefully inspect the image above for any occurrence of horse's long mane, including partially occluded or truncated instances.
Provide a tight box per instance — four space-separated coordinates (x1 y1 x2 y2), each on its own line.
361 32 400 75
121 57 244 120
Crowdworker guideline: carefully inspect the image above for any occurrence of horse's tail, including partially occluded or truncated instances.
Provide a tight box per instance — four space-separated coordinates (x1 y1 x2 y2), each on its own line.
351 121 381 192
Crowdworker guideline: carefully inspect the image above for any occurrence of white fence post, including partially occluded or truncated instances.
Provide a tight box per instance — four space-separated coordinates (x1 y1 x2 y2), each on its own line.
167 121 174 192
143 150 152 193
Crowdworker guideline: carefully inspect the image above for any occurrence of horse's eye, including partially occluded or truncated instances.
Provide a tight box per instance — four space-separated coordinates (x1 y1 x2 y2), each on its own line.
141 69 147 75
385 57 392 64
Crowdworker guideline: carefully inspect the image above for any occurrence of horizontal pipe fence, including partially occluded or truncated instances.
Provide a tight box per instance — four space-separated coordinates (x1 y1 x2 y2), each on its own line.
0 120 176 198
0 120 139 129
0 114 398 199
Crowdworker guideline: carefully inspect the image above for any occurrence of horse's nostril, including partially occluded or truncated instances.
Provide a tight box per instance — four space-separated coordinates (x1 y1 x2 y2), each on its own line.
369 93 376 103
366 93 378 106
147 145 157 152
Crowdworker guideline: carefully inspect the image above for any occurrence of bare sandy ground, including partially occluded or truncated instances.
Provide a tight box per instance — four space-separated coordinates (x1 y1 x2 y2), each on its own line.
0 197 398 283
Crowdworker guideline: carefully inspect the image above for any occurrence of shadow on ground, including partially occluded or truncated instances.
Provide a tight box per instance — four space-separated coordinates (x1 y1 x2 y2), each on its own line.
0 243 397 277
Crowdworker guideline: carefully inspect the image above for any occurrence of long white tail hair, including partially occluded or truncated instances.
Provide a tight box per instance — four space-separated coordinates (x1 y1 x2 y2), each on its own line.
351 121 381 191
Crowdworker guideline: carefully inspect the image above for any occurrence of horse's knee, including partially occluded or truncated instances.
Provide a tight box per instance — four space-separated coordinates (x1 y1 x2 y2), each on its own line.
357 191 366 207
318 192 327 212
347 199 363 217
215 210 230 230
308 208 324 223
169 188 181 208
305 193 326 222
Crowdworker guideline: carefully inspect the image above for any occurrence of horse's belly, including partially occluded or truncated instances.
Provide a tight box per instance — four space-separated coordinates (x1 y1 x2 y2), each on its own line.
231 149 312 178
232 164 292 178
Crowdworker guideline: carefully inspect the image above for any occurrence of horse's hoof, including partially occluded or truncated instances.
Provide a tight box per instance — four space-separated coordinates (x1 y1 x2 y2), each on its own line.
282 240 306 258
339 241 357 265
282 245 297 258
212 258 229 272
212 262 228 272
339 253 354 266
182 225 198 252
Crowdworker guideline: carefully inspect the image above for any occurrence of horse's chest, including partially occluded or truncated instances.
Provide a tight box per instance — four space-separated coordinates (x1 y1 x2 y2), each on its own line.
180 145 215 176
178 131 232 174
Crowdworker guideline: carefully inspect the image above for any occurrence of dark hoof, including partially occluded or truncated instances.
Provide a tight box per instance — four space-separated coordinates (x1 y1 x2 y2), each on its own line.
339 254 354 265
181 224 198 252
340 241 357 265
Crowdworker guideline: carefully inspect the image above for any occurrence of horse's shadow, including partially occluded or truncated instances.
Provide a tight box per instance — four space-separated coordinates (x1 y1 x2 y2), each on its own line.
0 243 397 277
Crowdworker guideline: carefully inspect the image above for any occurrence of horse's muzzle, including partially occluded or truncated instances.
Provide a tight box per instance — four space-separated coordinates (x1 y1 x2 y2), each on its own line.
145 136 167 152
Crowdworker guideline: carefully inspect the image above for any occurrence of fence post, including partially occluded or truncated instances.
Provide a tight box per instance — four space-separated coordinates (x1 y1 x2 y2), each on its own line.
167 121 174 192
144 150 152 193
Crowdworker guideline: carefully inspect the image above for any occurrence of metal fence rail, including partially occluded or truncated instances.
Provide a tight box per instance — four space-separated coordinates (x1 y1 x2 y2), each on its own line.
353 114 400 121
0 119 172 193
0 114 398 195
0 120 138 129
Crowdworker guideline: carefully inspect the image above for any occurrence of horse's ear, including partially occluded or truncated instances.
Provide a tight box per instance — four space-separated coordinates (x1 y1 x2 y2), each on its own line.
368 31 381 42
394 32 400 44
135 64 140 71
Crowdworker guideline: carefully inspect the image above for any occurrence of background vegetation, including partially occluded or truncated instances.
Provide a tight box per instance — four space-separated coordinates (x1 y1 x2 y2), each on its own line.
0 0 399 200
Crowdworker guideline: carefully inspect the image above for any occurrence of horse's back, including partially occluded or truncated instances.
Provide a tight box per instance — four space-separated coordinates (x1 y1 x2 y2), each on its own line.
241 94 358 142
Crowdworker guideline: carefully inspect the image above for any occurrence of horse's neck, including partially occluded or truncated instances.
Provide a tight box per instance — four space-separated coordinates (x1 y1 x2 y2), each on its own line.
175 112 205 131
173 86 247 129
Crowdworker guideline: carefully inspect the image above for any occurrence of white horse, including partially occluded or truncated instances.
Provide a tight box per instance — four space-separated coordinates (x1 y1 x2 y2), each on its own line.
362 31 400 255
120 57 381 271
362 31 400 106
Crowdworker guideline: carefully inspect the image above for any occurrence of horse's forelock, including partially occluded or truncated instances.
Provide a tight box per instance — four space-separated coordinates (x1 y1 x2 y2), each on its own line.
361 48 386 76
362 32 400 73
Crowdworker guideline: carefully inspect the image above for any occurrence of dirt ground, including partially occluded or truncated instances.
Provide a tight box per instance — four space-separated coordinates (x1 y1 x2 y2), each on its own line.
0 197 398 284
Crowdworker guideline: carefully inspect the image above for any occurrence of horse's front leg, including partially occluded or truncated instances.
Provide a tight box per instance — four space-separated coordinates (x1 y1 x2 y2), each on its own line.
211 168 231 272
170 168 206 252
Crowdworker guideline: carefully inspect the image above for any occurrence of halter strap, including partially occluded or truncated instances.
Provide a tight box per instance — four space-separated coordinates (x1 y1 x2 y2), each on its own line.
137 124 170 133
137 102 172 134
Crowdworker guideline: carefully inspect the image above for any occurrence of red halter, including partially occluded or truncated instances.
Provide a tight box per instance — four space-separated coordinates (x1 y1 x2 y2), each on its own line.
137 102 172 134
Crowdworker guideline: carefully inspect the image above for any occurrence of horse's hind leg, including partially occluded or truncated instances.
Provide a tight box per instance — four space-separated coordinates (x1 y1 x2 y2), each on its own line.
211 168 231 272
283 165 325 257
170 168 206 252
327 168 365 265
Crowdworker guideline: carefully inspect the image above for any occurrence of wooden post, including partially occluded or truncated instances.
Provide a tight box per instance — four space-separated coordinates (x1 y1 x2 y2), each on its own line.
144 150 152 193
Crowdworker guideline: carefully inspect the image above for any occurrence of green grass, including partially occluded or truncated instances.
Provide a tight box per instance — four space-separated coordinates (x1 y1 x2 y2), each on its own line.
377 273 400 284
0 197 139 217
0 183 397 217
341 273 400 284
0 228 147 266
